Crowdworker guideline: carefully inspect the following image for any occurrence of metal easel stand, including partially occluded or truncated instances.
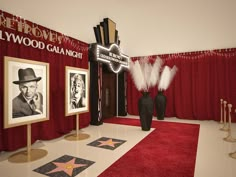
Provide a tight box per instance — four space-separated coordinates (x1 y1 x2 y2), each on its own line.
64 114 90 141
8 124 47 163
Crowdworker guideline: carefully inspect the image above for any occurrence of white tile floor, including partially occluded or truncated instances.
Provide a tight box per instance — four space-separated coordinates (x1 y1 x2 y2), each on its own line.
0 115 236 177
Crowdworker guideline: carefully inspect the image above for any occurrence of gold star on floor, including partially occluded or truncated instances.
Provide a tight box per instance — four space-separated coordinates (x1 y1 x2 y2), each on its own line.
98 138 121 147
46 158 87 176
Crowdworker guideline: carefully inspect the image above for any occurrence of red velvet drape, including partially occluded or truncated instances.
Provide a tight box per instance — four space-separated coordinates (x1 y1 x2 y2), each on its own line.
127 49 236 121
0 11 90 151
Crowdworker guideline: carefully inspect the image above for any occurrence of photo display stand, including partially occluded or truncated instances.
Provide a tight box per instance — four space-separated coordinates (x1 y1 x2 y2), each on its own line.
64 114 90 141
8 124 48 163
4 56 50 163
64 66 90 141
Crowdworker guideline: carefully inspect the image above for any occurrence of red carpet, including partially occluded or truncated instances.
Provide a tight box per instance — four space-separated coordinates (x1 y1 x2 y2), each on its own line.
98 117 200 177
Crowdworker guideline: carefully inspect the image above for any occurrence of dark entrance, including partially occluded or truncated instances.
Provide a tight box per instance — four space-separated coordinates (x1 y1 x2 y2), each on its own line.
102 66 116 119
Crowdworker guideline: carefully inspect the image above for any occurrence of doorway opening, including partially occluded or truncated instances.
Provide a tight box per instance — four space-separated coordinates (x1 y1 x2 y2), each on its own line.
102 66 116 119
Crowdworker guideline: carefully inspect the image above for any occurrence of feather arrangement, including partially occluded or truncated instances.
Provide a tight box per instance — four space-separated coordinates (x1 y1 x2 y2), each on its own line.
158 65 178 91
129 56 163 92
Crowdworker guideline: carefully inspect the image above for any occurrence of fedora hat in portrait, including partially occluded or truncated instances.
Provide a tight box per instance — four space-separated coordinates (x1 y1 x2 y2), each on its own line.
13 68 42 84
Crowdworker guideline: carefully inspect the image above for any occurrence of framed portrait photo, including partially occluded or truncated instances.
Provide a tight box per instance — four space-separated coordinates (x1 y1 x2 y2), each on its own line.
4 56 50 128
65 66 89 116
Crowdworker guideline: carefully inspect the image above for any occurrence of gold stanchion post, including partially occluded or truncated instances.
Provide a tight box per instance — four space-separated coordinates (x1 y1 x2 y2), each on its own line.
220 99 223 124
223 104 236 142
220 101 229 131
229 109 236 159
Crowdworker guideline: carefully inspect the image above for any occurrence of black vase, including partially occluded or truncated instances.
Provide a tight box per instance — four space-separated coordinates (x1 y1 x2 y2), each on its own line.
138 92 153 131
155 91 167 120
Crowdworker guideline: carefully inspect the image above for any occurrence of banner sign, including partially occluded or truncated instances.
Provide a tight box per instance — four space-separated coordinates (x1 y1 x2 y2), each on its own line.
0 10 86 59
96 43 129 73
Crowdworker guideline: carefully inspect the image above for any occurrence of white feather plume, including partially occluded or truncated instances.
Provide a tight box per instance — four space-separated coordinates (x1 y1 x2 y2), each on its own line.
169 65 178 86
148 57 163 87
143 62 152 90
158 65 178 91
129 60 146 91
158 66 170 91
128 59 135 74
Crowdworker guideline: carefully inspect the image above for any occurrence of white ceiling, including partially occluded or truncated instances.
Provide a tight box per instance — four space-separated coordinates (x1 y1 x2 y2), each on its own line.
1 0 236 57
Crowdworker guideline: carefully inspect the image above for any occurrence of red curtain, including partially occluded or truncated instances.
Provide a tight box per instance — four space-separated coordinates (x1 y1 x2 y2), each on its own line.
127 49 236 121
0 11 90 151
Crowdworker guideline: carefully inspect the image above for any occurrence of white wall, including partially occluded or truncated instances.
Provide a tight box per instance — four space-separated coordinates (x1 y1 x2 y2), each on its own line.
1 0 236 57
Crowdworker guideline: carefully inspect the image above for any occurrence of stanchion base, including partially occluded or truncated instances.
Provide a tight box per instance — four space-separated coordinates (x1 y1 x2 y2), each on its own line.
219 127 229 131
229 152 236 159
64 133 90 141
8 149 47 163
223 136 236 142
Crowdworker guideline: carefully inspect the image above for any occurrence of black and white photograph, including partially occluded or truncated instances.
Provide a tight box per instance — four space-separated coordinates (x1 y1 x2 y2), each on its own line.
65 66 89 116
4 56 50 128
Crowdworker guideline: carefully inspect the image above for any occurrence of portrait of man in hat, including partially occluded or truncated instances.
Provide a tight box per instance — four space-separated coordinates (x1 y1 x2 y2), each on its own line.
12 68 43 118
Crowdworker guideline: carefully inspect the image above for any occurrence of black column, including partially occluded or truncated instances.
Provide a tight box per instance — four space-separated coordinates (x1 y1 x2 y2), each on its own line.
118 71 127 116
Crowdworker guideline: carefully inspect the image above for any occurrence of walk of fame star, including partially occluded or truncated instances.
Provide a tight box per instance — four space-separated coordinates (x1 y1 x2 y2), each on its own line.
87 137 126 150
98 138 121 147
46 158 87 176
33 155 95 177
